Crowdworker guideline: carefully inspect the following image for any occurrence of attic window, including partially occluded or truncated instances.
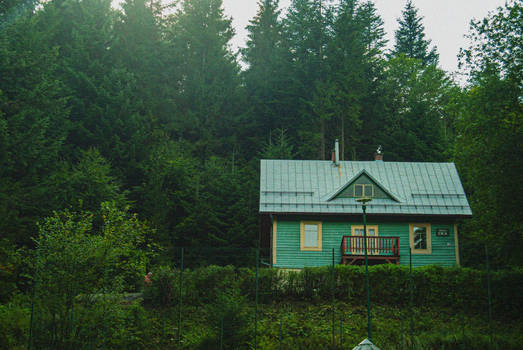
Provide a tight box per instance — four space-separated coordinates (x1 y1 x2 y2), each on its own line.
354 184 374 198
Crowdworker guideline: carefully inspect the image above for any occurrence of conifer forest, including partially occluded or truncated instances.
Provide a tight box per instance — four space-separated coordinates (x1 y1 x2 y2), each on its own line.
0 0 522 348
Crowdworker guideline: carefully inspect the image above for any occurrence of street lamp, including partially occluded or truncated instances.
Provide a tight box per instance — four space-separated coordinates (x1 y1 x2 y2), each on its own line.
355 196 373 341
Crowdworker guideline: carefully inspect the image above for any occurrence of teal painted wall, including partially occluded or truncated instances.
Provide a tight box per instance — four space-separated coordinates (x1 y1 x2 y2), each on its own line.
274 217 457 269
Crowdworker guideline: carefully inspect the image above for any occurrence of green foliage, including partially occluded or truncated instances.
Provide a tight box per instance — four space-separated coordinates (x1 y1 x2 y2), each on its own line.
143 265 177 307
201 288 251 349
260 128 295 159
378 55 451 161
53 148 129 215
140 264 523 321
31 202 150 348
0 301 29 349
0 0 519 294
391 0 438 65
0 239 27 302
455 0 523 267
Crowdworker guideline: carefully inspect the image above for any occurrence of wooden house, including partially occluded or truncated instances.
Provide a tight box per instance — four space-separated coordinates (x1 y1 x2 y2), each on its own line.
259 143 472 268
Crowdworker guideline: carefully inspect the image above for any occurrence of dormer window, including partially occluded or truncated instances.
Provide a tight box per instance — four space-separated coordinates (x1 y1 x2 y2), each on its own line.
354 184 374 198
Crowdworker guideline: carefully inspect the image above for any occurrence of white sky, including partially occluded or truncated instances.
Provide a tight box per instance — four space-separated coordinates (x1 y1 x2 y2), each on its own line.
223 0 507 74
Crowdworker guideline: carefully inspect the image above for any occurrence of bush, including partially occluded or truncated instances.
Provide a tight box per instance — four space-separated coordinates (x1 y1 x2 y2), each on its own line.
143 266 177 307
0 302 29 350
200 288 251 350
167 264 523 321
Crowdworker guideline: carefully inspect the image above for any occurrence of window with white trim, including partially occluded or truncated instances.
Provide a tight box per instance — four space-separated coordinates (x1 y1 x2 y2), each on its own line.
409 223 432 254
300 221 322 251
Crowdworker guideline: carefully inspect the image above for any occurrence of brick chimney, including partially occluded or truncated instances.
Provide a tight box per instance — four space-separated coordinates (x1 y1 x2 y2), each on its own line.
375 145 383 161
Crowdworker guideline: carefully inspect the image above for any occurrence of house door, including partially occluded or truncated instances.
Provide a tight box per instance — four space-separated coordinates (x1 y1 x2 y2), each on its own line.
351 226 379 255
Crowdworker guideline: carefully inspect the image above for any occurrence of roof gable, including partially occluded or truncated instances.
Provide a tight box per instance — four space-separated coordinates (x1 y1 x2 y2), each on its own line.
327 169 401 202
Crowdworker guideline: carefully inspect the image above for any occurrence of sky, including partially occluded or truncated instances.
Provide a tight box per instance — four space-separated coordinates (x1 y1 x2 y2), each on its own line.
222 0 507 74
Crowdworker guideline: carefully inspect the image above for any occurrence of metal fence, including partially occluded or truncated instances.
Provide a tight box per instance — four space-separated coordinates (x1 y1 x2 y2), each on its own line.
24 245 512 350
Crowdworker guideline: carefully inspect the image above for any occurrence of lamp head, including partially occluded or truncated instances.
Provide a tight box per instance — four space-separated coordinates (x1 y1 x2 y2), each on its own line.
356 197 373 206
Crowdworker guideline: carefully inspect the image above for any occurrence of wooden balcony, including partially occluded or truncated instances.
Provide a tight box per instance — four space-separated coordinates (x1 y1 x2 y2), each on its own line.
340 235 400 265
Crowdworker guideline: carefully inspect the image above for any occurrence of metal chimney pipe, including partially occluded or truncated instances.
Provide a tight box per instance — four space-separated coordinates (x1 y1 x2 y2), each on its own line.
335 139 340 166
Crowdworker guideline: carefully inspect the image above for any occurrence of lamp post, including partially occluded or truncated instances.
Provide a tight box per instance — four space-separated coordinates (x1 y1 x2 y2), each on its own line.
356 196 373 341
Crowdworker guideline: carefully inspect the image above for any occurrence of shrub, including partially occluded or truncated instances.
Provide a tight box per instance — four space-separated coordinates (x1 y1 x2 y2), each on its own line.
173 264 523 321
0 302 29 349
143 266 177 307
200 288 251 350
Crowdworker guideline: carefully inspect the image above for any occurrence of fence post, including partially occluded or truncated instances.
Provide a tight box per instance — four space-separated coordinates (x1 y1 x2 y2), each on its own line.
409 247 413 349
102 258 108 350
27 245 39 350
339 319 343 349
220 317 224 350
279 316 282 350
255 248 259 350
178 247 184 346
400 313 405 349
161 311 166 347
70 300 74 349
461 312 466 349
331 248 335 349
485 245 493 349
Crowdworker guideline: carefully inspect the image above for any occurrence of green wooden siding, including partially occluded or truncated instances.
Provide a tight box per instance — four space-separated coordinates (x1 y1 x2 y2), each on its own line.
274 218 457 269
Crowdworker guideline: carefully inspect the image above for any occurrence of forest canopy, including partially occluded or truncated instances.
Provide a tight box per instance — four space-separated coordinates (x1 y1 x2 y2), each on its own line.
0 0 521 268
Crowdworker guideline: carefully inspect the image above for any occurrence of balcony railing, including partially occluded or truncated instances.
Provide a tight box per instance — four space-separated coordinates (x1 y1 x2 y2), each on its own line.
341 235 400 257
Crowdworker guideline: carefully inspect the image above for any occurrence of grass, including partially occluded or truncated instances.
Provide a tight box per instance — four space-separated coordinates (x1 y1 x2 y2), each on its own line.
146 300 522 349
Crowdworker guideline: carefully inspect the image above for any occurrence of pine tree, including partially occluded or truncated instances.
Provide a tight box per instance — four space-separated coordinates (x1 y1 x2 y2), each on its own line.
391 0 438 66
169 0 241 157
282 0 334 159
323 0 366 160
242 0 285 156
378 56 450 162
0 13 70 245
356 1 386 63
354 1 388 159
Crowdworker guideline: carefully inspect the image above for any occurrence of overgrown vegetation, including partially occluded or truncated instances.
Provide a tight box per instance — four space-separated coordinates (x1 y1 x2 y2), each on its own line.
2 262 522 349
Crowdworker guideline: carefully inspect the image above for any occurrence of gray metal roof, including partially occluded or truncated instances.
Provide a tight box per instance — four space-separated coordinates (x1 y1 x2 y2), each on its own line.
259 159 472 217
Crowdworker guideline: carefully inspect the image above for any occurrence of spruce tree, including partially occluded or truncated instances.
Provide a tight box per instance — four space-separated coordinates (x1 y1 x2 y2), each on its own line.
391 0 438 66
354 1 388 159
169 0 241 157
282 0 334 159
242 0 285 155
0 13 70 245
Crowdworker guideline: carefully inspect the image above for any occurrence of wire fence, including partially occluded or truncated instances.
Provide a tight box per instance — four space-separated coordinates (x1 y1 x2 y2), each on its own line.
24 245 520 350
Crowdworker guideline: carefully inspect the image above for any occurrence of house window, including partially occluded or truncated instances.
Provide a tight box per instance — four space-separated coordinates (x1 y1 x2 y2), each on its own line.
300 221 322 251
409 223 432 254
354 184 374 198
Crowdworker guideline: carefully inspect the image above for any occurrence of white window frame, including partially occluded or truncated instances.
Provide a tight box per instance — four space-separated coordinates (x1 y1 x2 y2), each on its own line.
409 223 432 254
300 221 322 251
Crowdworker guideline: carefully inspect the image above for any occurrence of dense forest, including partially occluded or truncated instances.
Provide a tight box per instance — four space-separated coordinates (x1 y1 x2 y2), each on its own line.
0 0 521 270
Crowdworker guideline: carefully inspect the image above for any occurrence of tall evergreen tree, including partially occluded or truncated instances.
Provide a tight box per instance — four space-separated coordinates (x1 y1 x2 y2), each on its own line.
282 0 334 159
242 0 285 156
0 12 70 245
354 1 388 159
169 0 241 158
378 56 450 161
391 0 438 66
323 0 365 160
